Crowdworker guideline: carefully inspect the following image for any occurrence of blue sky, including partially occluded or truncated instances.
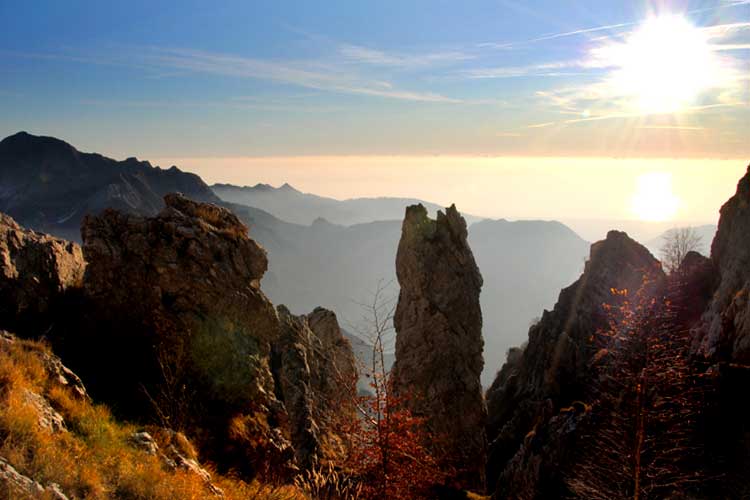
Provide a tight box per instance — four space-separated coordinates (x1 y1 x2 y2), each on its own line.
0 0 748 158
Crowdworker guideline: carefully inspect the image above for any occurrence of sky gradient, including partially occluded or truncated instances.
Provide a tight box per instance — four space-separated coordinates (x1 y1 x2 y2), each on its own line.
0 1 748 227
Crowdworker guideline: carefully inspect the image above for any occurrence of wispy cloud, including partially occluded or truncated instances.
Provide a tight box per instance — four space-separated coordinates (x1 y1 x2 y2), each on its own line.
338 44 473 68
478 21 635 50
2 46 462 104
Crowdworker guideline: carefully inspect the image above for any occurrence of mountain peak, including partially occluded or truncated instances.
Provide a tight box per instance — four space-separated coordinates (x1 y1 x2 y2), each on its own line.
279 182 299 193
0 131 77 156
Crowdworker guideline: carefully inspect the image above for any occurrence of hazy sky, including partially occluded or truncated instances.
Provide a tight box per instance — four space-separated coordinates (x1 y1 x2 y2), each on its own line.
0 1 748 229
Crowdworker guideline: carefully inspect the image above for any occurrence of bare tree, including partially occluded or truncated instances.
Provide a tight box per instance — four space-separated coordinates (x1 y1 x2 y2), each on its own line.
660 227 703 274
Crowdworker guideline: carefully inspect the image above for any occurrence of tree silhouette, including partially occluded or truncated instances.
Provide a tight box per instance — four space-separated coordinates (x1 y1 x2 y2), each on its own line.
660 228 703 274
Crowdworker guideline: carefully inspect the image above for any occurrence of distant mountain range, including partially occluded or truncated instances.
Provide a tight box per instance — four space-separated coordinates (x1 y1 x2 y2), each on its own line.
1 131 667 384
0 132 219 241
212 182 484 226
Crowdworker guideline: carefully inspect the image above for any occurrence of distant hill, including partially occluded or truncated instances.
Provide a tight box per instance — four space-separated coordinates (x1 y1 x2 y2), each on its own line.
0 132 219 241
212 182 484 226
644 224 717 258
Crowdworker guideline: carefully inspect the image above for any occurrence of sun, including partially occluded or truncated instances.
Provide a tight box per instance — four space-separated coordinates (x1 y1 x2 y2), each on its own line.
603 15 719 114
631 172 680 222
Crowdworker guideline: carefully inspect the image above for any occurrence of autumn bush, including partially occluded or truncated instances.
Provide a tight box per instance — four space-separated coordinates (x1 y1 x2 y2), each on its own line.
0 335 304 500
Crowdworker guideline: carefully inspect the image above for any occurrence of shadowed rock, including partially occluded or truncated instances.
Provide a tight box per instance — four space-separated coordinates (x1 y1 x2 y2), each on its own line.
486 230 663 498
391 203 487 491
80 193 291 475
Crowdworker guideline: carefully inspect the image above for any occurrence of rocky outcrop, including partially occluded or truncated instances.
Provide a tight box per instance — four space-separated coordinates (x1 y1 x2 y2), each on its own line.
690 166 750 495
272 306 357 470
129 429 224 497
0 213 85 335
486 230 663 498
390 204 487 491
0 457 69 500
694 166 750 361
80 194 290 474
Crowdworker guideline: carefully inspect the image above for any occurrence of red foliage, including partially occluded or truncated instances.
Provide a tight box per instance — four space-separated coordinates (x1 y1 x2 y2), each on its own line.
341 380 452 499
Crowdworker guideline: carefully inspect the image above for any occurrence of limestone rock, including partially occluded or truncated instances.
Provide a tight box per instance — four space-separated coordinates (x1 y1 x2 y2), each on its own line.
486 230 663 498
128 429 224 497
0 457 69 500
80 194 288 473
272 306 357 470
694 166 750 362
390 204 487 491
690 166 750 494
0 212 85 334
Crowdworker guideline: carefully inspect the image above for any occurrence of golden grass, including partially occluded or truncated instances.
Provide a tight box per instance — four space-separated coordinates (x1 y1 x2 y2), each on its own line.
0 336 305 500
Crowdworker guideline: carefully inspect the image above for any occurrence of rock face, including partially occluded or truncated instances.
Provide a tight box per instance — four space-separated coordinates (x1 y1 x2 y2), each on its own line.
691 166 750 494
0 213 85 334
390 204 487 490
273 307 357 470
694 166 750 361
80 194 290 473
76 193 358 478
486 230 663 498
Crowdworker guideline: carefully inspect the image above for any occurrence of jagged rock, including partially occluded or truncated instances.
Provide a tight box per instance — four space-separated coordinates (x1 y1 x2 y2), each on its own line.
80 194 289 474
694 166 750 361
21 389 66 434
272 306 357 470
486 230 663 498
390 204 487 491
0 457 69 499
691 166 750 494
0 212 85 334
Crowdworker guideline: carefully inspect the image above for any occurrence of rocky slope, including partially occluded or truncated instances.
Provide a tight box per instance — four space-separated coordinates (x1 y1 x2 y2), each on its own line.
391 204 487 491
485 230 664 498
0 131 219 241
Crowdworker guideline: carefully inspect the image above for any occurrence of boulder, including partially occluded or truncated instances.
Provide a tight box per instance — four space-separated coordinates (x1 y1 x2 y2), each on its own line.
390 204 487 491
0 212 84 335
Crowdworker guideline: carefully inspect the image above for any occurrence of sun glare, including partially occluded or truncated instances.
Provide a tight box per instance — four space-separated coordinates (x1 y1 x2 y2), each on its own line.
604 15 720 114
631 172 680 221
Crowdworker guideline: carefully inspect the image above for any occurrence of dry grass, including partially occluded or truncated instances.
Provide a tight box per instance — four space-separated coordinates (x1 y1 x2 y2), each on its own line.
0 336 305 500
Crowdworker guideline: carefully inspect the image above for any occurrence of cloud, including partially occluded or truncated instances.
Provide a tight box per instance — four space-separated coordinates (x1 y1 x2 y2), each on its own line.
338 44 473 68
478 21 636 50
459 61 591 79
1 46 462 104
145 47 464 103
532 17 747 120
